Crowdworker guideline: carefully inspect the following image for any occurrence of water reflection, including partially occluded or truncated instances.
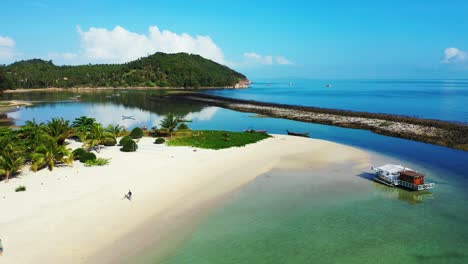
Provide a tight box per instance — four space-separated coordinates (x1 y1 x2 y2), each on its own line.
4 90 216 128
373 181 433 205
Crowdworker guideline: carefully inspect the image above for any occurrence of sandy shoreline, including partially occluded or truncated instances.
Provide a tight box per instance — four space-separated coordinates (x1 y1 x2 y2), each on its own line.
0 135 370 263
0 100 33 112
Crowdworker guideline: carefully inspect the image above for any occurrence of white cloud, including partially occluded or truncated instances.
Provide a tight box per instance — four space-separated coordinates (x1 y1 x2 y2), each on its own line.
275 56 293 65
45 25 293 69
0 36 15 47
442 47 467 64
0 35 16 62
184 107 218 121
243 52 292 65
72 25 225 64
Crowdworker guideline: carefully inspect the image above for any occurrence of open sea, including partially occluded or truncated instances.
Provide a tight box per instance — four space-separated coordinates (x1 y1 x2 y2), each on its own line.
3 79 468 263
206 79 468 123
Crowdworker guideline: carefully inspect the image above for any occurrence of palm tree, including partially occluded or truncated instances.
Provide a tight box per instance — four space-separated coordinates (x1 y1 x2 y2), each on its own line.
106 124 126 140
0 144 25 182
20 119 46 152
160 113 181 137
85 123 114 152
72 116 97 129
45 117 73 145
31 135 73 171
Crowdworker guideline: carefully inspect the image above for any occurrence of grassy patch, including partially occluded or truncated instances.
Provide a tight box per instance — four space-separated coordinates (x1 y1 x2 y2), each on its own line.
167 130 270 150
84 158 110 166
15 185 26 192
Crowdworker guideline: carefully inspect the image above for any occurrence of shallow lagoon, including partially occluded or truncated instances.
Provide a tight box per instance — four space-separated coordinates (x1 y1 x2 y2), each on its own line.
5 90 468 263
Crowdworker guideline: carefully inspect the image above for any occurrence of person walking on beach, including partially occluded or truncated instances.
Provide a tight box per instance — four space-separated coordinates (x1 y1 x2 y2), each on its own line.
123 190 132 201
0 238 4 256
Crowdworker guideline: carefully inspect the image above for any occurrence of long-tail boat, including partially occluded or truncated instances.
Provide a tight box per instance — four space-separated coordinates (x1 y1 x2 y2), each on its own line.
287 130 310 137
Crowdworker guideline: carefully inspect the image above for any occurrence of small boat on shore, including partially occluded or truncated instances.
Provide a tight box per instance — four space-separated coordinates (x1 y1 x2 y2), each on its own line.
287 130 310 137
371 164 435 191
244 129 268 133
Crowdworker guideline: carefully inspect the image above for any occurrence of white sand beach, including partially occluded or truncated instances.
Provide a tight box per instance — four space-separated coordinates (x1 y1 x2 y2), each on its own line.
0 135 370 263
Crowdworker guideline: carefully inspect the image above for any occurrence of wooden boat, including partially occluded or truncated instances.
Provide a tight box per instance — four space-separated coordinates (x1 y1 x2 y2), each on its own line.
371 164 435 191
244 129 267 133
287 130 310 137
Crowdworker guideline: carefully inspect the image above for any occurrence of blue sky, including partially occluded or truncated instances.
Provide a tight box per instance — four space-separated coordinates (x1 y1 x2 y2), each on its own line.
1 0 468 79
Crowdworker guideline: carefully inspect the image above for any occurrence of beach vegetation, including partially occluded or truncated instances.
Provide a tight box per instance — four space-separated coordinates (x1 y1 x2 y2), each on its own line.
102 138 117 146
15 185 26 192
31 135 73 171
130 127 144 139
72 148 87 160
45 117 74 145
79 152 97 163
154 137 165 144
120 139 138 152
0 143 25 182
106 124 126 139
18 119 47 154
84 158 110 167
119 135 133 146
151 128 170 137
177 123 189 130
167 130 270 150
84 123 114 152
160 113 181 137
72 116 97 130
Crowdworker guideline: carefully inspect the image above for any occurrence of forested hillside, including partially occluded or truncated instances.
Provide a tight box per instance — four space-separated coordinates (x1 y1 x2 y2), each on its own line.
0 52 247 90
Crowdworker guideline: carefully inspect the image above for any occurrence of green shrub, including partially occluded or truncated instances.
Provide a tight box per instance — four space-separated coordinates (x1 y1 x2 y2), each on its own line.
177 123 189 130
84 158 110 166
120 139 138 152
119 136 133 146
15 185 26 192
153 128 170 137
72 148 87 160
102 138 117 146
154 137 165 144
130 127 144 139
79 152 97 163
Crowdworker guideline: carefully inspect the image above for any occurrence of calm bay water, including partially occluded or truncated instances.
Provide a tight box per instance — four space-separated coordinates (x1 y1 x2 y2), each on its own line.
206 79 468 123
4 87 468 263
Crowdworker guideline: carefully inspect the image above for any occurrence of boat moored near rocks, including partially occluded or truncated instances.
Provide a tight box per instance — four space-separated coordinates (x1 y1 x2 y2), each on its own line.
371 164 435 191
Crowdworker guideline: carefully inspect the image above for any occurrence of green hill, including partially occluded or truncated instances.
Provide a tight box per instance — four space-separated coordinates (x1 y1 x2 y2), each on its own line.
0 52 248 90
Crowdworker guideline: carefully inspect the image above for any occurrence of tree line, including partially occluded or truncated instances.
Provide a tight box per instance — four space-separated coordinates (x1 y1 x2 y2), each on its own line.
0 52 247 91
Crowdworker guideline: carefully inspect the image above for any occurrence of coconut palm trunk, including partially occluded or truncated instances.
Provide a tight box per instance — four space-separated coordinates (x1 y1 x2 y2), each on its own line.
5 170 10 182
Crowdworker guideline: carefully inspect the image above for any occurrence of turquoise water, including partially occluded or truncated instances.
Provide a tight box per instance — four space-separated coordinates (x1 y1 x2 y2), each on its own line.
206 79 468 123
162 164 468 264
4 88 468 263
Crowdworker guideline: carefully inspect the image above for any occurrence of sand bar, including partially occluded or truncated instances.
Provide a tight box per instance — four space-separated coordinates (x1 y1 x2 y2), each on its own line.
0 135 370 263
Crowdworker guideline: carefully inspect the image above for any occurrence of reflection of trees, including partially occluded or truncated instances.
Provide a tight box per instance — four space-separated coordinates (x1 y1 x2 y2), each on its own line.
7 90 205 116
0 113 14 126
374 182 433 205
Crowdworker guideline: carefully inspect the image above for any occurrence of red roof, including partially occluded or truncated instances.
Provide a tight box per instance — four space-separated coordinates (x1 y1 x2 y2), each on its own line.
401 170 425 178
